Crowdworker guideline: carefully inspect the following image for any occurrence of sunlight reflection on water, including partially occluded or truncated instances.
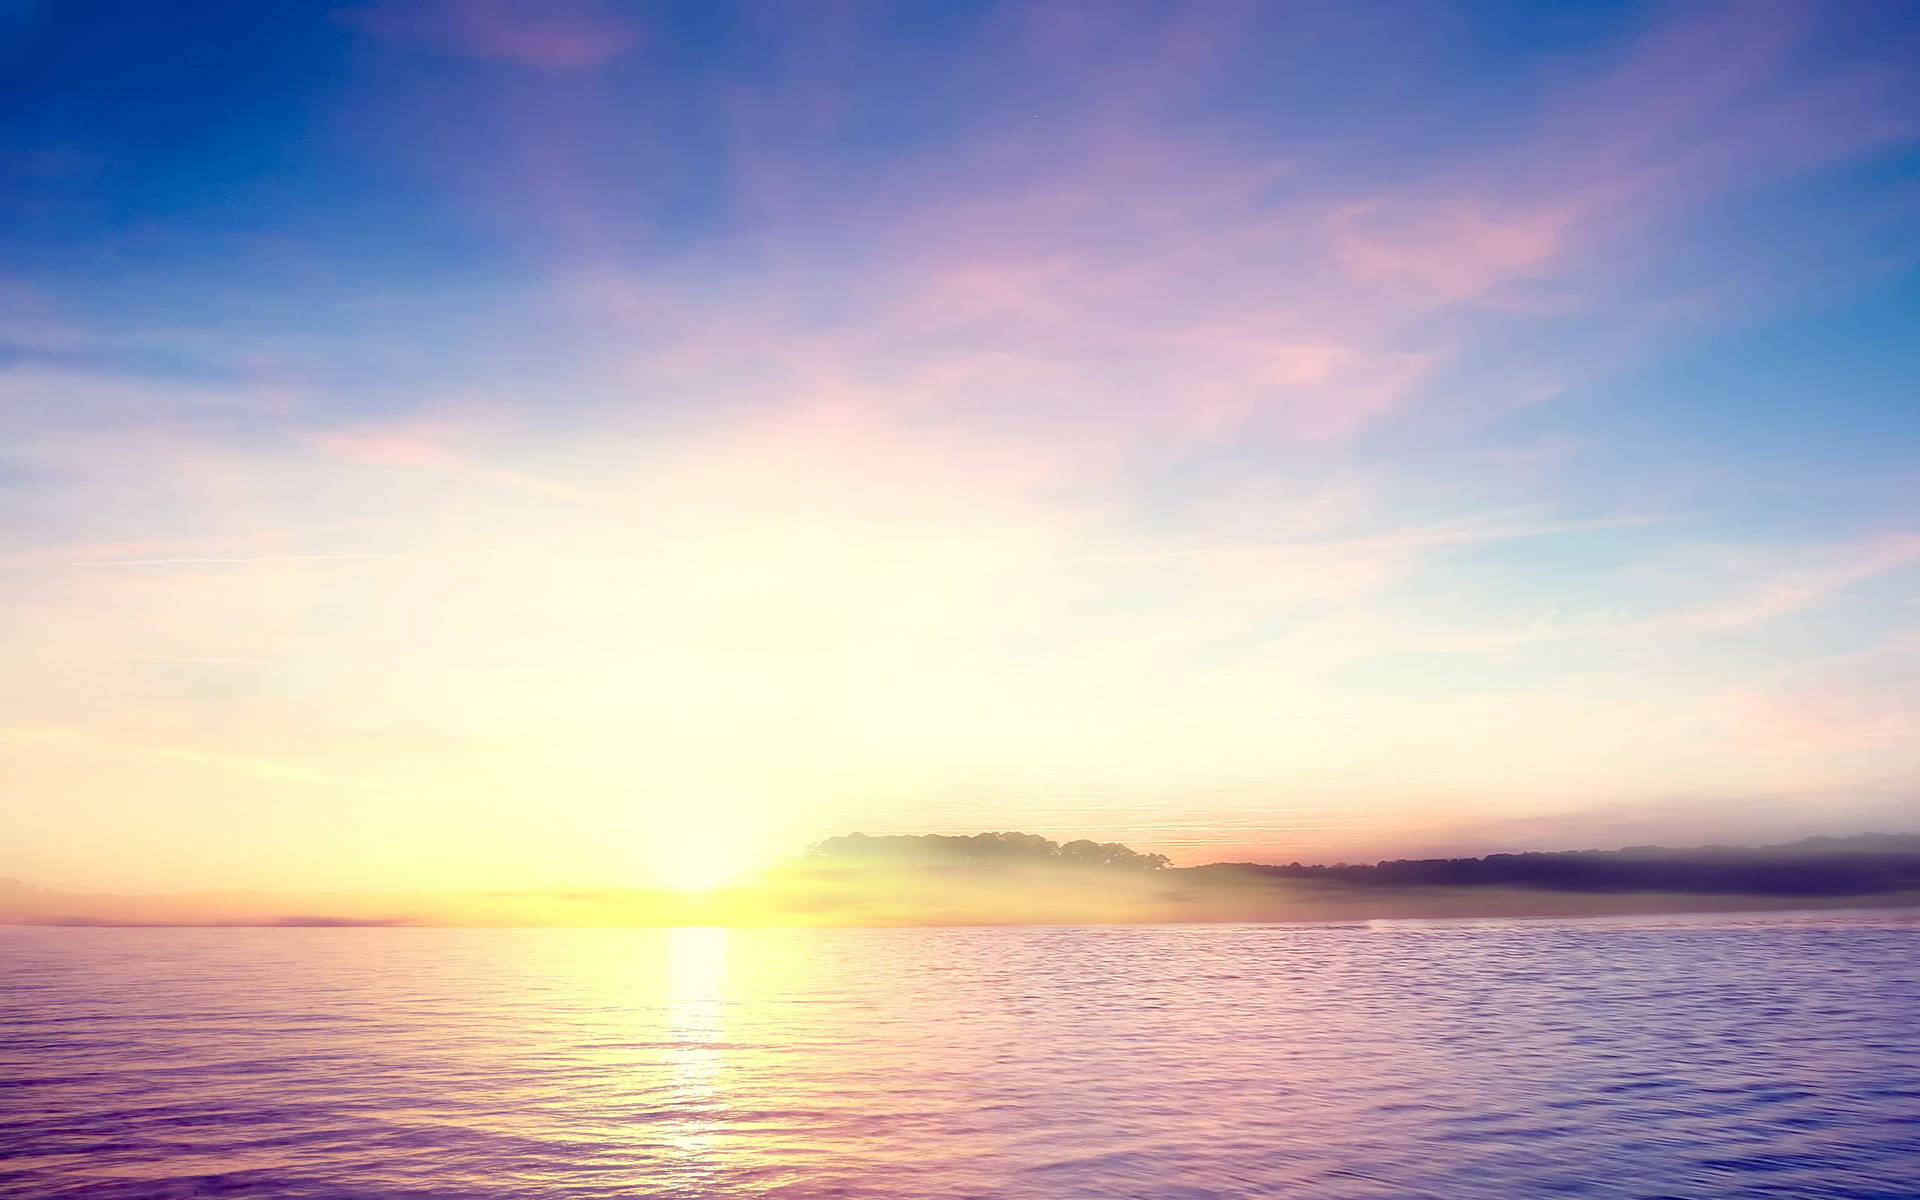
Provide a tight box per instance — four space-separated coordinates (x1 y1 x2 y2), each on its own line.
1 912 1917 1199
661 926 728 1187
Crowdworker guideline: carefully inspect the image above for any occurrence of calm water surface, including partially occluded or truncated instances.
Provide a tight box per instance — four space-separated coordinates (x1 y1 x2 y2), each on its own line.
2 912 1917 1199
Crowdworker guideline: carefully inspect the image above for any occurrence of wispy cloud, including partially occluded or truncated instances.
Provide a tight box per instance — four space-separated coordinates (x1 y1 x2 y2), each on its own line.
309 424 609 505
155 745 336 785
70 547 616 568
1662 533 1920 632
3 1 1917 889
338 0 639 69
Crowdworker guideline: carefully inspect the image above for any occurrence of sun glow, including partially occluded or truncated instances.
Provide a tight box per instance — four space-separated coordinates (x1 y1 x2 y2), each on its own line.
654 822 759 894
660 852 747 894
7 0 1919 906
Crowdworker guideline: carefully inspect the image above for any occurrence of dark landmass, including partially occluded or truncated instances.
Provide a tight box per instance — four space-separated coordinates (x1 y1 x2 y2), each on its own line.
1195 833 1920 897
763 830 1920 926
5 832 1919 927
798 830 1920 896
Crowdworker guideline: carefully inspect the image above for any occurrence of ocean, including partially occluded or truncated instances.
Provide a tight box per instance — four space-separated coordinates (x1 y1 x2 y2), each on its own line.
3 912 1917 1198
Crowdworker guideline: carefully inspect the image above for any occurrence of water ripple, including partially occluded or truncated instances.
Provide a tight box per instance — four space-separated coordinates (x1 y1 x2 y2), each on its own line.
1 914 1917 1198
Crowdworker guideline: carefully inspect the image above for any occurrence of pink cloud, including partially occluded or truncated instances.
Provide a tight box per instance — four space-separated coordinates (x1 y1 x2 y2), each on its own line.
310 422 606 506
339 0 638 69
374 2 1914 461
1317 3 1916 319
1740 661 1920 749
1664 533 1920 633
1329 201 1571 301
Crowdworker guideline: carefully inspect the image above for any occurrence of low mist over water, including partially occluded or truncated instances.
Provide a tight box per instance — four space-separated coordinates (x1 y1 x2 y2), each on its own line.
9 832 1920 928
4 913 1917 1199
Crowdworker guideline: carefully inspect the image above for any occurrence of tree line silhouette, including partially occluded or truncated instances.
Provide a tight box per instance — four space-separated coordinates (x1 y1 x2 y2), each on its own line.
801 831 1920 896
1196 833 1920 896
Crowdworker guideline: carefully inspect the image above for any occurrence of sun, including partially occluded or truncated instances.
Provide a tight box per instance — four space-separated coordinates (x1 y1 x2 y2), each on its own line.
644 796 785 894
654 833 754 894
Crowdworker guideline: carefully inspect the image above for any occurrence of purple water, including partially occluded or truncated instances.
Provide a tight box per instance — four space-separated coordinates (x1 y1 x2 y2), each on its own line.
3 912 1918 1198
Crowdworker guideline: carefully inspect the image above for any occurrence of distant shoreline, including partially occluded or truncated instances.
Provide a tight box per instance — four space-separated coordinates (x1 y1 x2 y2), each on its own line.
4 881 1917 931
5 900 1920 931
8 832 1918 929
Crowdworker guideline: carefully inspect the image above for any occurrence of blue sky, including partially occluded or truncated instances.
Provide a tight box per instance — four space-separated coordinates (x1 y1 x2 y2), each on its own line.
3 1 1919 891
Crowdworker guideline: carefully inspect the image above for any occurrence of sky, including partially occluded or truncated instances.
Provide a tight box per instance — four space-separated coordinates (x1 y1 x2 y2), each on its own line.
3 0 1919 895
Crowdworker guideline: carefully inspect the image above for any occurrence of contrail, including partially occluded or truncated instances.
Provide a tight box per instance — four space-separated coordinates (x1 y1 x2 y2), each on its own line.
74 552 423 567
69 545 619 568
